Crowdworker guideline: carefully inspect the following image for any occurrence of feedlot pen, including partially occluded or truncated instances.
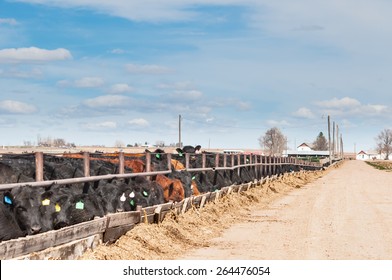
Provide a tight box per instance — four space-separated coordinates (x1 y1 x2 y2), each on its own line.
0 151 334 259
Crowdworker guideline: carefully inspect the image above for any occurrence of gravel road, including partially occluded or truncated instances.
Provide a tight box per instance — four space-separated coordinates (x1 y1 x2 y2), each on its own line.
181 160 392 259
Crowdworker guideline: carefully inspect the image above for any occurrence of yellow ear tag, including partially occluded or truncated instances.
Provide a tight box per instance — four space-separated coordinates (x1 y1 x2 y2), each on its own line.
42 199 50 206
55 204 61 212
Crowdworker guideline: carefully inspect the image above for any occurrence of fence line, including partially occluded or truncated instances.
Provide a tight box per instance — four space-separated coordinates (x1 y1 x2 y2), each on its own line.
0 151 325 190
0 153 339 260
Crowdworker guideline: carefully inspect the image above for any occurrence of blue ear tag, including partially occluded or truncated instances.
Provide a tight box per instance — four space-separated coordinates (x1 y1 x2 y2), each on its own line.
75 201 84 210
142 190 148 197
4 196 12 205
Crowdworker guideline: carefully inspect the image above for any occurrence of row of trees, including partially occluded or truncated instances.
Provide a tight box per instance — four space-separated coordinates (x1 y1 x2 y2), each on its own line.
258 127 328 156
23 136 76 148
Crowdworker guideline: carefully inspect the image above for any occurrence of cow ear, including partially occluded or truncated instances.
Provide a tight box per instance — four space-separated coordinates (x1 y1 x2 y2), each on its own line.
168 183 174 197
44 182 55 192
82 182 90 194
42 190 53 199
176 148 184 156
3 191 14 207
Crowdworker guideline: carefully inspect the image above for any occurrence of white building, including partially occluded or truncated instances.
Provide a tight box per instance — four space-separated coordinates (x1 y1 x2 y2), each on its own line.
356 150 384 160
283 142 329 158
297 143 312 151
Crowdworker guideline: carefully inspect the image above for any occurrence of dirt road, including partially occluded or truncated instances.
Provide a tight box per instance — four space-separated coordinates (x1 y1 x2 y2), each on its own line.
181 160 392 260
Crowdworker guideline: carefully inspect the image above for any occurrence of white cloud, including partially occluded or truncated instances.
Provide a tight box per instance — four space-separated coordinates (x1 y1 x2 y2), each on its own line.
83 95 131 108
168 90 203 100
293 107 315 119
0 47 72 63
57 77 104 88
360 104 388 115
13 0 198 22
108 83 134 94
110 48 126 54
316 97 389 117
316 97 361 109
157 81 194 90
0 100 37 114
75 77 104 88
0 118 16 127
126 63 172 74
0 18 18 25
266 119 290 127
340 119 357 129
0 67 43 79
236 101 251 111
81 121 117 130
128 118 149 127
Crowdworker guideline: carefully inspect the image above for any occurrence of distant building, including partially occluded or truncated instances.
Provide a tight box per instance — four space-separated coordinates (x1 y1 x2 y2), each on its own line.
356 150 383 160
297 143 312 151
283 142 329 158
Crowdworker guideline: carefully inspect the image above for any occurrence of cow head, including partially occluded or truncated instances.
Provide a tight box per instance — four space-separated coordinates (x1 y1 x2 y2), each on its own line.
10 186 49 235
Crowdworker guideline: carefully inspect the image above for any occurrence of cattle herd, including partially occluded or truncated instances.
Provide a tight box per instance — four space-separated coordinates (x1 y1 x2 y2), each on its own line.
0 145 306 244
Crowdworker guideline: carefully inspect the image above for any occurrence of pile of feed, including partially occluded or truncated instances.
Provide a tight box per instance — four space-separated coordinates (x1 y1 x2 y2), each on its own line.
80 166 337 260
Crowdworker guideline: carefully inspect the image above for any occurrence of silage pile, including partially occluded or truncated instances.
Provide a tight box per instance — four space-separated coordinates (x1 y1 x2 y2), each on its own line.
80 166 335 260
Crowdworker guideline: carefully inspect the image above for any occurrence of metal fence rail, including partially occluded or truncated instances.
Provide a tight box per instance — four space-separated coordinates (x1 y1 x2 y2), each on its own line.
0 151 326 190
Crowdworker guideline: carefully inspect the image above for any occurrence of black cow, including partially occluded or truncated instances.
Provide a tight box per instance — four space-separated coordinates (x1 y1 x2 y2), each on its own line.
176 145 201 155
0 158 35 184
0 192 25 241
61 184 105 226
120 177 165 211
94 179 131 214
6 185 56 235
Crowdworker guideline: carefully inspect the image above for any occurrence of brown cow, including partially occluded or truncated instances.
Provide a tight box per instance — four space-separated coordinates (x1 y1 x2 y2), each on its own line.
154 174 184 202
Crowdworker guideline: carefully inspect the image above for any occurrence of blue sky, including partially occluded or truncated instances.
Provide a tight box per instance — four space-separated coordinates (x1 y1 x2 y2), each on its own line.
1 0 391 152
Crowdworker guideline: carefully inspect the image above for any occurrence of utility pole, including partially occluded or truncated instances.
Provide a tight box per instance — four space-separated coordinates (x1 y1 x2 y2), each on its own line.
340 134 344 159
328 115 331 165
332 121 335 159
178 114 182 148
336 124 339 159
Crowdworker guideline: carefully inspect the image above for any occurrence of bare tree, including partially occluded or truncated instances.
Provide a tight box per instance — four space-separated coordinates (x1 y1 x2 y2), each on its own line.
53 138 66 147
375 129 392 160
312 132 328 151
258 127 287 156
114 140 125 148
155 140 165 147
23 140 33 147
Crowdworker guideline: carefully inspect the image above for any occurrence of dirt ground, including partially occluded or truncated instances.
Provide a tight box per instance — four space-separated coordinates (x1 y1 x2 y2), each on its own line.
81 160 392 260
180 160 392 260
